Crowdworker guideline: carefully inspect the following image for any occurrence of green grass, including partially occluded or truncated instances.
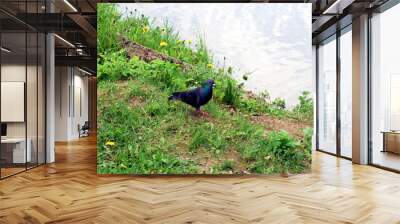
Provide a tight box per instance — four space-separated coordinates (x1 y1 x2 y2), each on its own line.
97 3 313 174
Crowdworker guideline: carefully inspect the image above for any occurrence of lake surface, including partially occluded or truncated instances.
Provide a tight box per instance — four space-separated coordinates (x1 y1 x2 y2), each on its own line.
119 3 312 107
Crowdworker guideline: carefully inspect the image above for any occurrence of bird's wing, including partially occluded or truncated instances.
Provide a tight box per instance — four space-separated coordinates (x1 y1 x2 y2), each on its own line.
179 88 201 108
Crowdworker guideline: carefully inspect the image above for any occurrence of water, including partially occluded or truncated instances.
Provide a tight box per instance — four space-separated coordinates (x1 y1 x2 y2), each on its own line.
119 3 312 107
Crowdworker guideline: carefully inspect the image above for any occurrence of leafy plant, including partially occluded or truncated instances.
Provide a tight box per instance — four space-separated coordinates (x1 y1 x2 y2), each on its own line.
271 97 286 110
222 79 241 107
293 91 313 119
301 128 313 161
97 50 148 81
266 130 304 176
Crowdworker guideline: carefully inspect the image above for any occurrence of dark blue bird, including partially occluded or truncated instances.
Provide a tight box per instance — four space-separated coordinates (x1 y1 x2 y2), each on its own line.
168 79 215 115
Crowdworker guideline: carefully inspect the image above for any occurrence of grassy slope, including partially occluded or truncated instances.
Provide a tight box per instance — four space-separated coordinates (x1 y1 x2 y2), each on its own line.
97 4 313 174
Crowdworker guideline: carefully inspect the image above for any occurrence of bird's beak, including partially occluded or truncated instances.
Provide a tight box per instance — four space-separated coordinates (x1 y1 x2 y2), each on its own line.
213 83 216 87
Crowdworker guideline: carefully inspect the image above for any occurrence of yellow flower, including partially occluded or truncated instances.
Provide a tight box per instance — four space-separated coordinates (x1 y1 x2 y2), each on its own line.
160 41 168 47
131 55 140 61
142 26 150 33
207 63 214 69
186 40 192 44
105 141 115 146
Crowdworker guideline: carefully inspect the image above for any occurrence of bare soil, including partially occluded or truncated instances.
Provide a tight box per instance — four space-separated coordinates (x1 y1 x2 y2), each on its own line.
119 35 191 70
250 115 312 139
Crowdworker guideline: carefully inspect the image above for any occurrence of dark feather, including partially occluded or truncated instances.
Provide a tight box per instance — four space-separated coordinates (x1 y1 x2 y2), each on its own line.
169 79 215 111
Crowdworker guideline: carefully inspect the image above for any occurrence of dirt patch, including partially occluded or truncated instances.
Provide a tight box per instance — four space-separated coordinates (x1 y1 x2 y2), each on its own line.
98 81 129 101
195 149 249 174
173 140 214 174
245 90 259 99
251 115 312 139
118 35 191 70
189 111 216 123
174 138 249 174
223 149 248 173
130 96 145 107
116 80 129 87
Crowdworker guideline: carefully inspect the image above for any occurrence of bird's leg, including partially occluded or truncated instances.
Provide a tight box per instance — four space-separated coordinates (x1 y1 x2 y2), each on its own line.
201 111 209 116
195 108 201 116
195 108 208 116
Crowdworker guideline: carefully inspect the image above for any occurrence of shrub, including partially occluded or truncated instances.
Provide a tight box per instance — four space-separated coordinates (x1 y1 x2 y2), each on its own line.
266 130 304 175
293 91 313 119
301 128 313 161
271 97 286 110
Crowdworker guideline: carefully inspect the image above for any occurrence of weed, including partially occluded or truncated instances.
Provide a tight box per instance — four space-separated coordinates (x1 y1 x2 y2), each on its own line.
222 79 242 107
189 123 228 154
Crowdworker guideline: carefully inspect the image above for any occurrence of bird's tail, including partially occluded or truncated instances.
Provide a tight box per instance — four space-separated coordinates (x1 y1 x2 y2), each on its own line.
168 92 181 101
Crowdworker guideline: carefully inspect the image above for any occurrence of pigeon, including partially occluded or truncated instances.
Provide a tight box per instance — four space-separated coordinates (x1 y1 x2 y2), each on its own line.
168 79 215 115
